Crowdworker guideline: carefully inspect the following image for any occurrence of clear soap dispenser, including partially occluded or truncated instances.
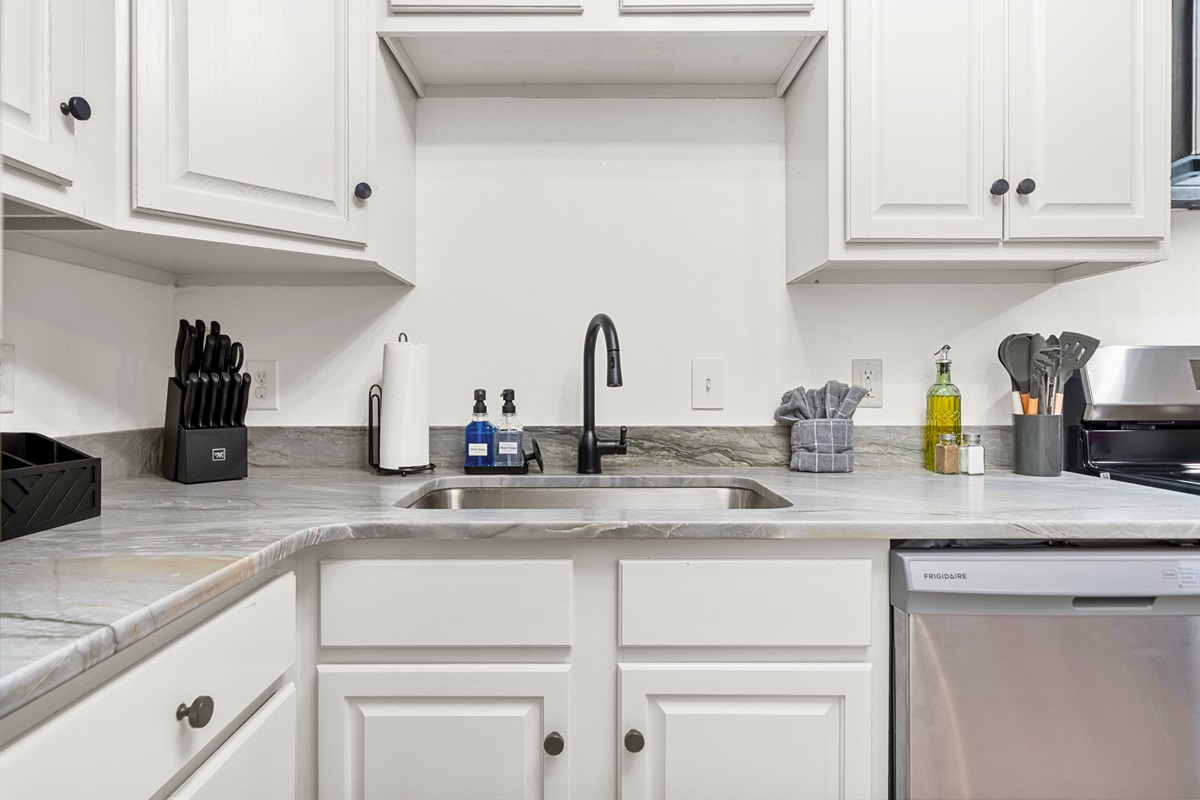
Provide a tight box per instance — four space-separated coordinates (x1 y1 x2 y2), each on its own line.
464 389 496 468
495 389 524 467
924 345 962 471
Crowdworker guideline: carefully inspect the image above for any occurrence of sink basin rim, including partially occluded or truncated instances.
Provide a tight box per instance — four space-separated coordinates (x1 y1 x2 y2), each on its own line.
399 476 793 511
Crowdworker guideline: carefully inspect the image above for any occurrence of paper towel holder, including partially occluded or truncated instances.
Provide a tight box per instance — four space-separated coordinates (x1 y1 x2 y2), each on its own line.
367 383 436 476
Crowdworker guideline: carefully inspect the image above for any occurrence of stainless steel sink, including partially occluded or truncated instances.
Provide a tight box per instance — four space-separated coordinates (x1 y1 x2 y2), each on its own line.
405 481 791 510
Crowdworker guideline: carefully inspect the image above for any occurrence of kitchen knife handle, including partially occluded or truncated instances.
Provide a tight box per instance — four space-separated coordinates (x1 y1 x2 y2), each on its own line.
235 373 251 426
195 374 210 429
208 373 222 428
182 374 198 429
216 335 231 374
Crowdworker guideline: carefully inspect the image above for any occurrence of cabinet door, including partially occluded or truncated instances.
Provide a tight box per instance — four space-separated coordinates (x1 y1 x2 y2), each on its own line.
133 0 368 243
845 0 1005 241
319 665 570 800
0 0 81 185
169 684 297 800
619 664 871 800
1006 0 1169 240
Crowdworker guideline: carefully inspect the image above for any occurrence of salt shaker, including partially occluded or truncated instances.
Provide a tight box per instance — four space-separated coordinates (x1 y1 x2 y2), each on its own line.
959 433 985 475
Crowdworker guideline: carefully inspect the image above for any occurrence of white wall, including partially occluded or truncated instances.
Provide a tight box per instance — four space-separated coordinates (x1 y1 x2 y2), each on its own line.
0 249 174 435
3 97 1198 435
175 98 789 428
789 210 1200 425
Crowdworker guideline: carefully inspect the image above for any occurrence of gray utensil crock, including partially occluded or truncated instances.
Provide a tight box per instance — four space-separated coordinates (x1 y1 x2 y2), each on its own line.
1013 414 1063 476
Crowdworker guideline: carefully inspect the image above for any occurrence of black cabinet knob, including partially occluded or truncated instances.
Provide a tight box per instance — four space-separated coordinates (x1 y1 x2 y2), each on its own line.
1016 178 1036 195
354 182 372 200
624 729 644 753
990 179 1010 196
543 731 565 756
59 96 91 121
176 696 214 729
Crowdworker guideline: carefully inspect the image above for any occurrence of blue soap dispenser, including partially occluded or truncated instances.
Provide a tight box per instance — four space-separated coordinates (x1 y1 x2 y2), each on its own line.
464 389 496 468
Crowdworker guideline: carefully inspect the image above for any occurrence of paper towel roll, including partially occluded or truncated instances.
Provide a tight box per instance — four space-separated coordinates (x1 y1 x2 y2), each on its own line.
379 340 430 469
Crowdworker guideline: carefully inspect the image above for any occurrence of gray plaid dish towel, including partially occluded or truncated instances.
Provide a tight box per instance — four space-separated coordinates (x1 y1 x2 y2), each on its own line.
791 419 854 472
775 381 867 472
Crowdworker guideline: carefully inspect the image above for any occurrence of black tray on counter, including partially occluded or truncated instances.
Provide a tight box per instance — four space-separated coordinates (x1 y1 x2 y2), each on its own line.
1 432 101 541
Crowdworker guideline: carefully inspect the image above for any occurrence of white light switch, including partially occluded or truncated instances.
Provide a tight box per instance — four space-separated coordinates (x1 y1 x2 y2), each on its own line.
692 358 725 410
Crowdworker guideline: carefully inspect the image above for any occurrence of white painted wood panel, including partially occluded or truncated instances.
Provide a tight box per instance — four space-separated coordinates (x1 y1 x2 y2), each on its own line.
169 684 298 800
133 0 368 243
1006 0 1169 240
845 0 1004 241
0 575 296 800
619 0 814 13
390 0 581 13
319 665 570 800
0 0 81 184
619 559 871 647
619 664 872 800
320 559 572 647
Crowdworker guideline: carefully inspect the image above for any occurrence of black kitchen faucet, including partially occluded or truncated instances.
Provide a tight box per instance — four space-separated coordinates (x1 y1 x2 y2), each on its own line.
577 313 627 474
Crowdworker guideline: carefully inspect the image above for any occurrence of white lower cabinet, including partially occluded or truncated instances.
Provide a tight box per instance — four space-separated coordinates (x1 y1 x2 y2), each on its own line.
0 574 296 800
618 664 872 800
169 684 298 800
318 664 571 800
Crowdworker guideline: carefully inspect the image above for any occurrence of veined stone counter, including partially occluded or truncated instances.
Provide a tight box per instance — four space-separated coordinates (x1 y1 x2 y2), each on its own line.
1 464 1196 716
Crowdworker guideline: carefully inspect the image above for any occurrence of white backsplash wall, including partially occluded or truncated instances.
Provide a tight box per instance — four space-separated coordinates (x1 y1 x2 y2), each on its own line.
175 97 790 428
3 94 1198 435
0 249 174 435
788 210 1200 426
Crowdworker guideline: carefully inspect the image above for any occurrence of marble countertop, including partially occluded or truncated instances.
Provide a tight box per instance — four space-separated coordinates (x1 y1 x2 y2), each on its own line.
2 464 1197 717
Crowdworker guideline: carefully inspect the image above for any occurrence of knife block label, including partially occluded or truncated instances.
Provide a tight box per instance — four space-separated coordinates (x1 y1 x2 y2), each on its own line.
212 448 226 462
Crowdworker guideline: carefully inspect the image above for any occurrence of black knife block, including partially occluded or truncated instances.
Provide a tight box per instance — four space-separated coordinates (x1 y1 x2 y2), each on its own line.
162 380 247 484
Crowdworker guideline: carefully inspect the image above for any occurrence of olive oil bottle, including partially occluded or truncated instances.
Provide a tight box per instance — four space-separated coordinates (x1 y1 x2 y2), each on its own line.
925 345 961 470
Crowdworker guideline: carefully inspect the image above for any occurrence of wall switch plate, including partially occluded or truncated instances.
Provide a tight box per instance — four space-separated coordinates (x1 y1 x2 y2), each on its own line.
692 358 725 410
0 344 14 413
852 358 883 408
246 359 279 411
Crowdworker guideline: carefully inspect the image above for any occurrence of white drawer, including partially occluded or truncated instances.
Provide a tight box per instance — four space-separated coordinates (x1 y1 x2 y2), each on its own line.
619 559 872 647
320 559 572 647
169 683 297 800
0 574 296 800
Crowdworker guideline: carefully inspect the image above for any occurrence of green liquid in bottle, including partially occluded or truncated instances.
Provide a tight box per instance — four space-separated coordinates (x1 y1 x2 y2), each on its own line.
925 362 961 470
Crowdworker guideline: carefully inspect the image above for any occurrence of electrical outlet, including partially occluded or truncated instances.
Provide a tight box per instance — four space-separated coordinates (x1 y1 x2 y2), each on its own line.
852 358 883 408
691 358 725 410
0 344 14 413
246 359 279 411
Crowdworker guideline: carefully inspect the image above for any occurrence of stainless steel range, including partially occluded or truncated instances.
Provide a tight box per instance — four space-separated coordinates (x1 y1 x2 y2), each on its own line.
1064 345 1200 495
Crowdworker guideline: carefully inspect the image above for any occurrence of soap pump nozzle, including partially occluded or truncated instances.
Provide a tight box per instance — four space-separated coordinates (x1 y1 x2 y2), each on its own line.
501 389 516 415
473 389 487 415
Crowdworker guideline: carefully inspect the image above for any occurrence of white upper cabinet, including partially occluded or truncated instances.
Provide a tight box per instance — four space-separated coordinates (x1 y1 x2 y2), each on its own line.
788 0 1171 282
846 0 1004 241
845 0 1167 245
133 0 369 244
0 0 83 185
1006 0 1169 240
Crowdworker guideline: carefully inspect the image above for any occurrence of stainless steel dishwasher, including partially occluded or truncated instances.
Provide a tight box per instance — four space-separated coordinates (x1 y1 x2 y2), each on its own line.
892 547 1200 800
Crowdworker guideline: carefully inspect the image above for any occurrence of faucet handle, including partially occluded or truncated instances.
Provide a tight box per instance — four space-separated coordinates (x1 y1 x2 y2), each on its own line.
619 426 628 446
